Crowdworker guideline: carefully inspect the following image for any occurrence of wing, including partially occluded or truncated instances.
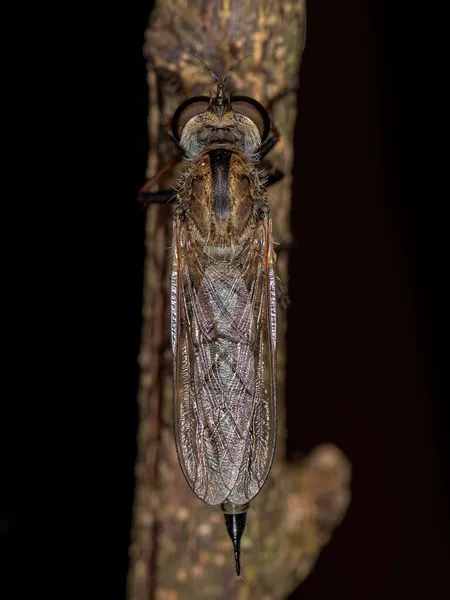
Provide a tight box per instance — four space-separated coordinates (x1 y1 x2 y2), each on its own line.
170 217 277 506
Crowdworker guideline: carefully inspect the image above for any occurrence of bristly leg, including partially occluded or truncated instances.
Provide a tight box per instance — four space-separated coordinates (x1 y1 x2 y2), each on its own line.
137 154 181 207
259 133 280 162
264 168 284 187
138 190 177 208
258 120 285 185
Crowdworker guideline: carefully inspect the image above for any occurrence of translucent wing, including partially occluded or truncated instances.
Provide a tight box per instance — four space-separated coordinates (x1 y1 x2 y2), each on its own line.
170 216 277 506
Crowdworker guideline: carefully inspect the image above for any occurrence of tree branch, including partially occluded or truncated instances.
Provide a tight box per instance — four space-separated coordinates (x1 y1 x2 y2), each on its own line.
127 2 351 598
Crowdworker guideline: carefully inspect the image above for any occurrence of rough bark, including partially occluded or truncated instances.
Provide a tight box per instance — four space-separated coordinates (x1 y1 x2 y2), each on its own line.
127 2 351 599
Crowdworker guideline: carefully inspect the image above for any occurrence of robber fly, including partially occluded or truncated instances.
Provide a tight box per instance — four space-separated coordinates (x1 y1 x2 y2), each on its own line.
140 57 287 577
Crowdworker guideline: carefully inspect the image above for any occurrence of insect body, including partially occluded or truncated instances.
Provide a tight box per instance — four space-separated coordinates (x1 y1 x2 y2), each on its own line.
143 63 281 577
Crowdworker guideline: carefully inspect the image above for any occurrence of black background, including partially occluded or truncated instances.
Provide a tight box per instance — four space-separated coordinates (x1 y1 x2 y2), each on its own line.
39 0 447 597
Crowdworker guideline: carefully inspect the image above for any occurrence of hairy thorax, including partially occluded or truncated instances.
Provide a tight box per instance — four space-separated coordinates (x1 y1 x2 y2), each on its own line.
175 148 268 254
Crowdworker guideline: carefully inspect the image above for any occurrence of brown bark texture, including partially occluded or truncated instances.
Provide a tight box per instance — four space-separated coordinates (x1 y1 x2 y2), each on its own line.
127 2 351 599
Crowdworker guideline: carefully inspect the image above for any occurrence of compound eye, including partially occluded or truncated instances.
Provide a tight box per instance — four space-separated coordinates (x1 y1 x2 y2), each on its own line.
230 96 271 141
171 96 210 141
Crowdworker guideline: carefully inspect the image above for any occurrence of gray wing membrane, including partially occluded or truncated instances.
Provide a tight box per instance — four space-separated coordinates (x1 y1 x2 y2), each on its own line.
171 220 277 506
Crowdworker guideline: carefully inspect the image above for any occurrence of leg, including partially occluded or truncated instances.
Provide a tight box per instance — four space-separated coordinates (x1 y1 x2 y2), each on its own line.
138 189 177 209
161 122 182 151
137 154 182 207
259 128 284 187
138 155 181 195
259 134 279 162
258 84 297 163
264 167 284 187
259 117 282 160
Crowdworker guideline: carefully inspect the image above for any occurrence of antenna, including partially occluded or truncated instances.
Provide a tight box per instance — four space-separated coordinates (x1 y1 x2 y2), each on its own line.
191 53 252 84
223 54 251 82
191 54 220 84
